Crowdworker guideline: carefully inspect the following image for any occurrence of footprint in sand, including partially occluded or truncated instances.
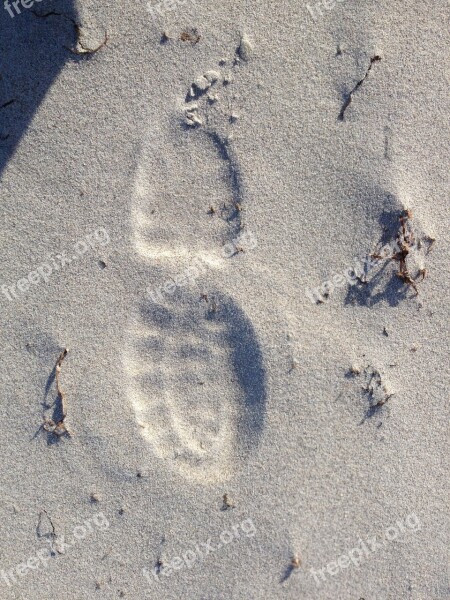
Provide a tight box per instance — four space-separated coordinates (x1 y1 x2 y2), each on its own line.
125 289 265 482
124 35 266 483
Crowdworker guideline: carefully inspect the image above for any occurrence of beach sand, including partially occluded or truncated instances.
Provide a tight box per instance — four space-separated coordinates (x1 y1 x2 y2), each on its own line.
0 0 449 597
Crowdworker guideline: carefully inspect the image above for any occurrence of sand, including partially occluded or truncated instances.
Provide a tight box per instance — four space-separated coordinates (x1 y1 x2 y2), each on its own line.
0 0 449 598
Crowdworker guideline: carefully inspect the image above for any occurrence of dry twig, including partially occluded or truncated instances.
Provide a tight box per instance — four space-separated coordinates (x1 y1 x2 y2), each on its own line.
43 348 71 438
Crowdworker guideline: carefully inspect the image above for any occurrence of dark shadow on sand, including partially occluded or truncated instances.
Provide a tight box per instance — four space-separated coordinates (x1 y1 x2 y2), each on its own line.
0 0 92 177
210 293 267 449
345 203 416 307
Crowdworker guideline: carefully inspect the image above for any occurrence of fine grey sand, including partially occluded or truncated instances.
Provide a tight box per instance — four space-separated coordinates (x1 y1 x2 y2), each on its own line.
0 0 449 598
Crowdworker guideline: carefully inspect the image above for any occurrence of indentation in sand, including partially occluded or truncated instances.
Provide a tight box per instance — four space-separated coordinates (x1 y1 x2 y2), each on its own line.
125 36 265 483
124 290 266 483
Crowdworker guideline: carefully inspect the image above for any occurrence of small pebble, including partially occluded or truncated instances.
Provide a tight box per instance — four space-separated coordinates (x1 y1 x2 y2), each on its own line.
193 75 210 92
204 70 220 83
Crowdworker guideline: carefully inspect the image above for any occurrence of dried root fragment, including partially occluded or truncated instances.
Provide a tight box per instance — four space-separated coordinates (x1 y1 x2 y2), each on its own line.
43 349 71 440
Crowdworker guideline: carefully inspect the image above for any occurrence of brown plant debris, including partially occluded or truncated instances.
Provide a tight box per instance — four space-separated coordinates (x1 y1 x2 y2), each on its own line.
280 554 302 582
221 493 235 510
369 210 431 295
291 556 301 568
387 211 421 293
338 55 382 121
180 30 201 44
393 211 419 293
352 365 394 425
43 348 71 438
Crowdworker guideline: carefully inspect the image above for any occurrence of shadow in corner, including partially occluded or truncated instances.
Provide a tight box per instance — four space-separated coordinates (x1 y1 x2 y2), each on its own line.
0 0 95 177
